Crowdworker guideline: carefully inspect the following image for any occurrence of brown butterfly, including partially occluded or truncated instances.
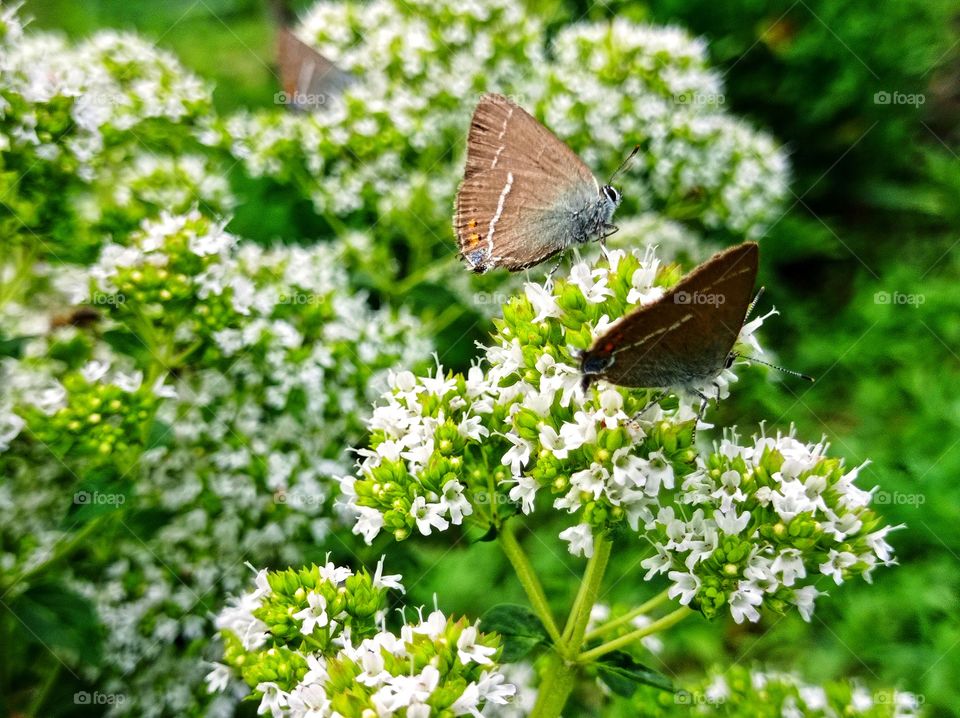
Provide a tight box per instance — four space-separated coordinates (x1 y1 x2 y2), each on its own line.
276 27 352 112
454 94 628 274
580 242 761 397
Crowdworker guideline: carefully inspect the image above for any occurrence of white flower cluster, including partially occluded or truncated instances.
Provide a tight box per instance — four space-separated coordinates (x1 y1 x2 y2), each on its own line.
1 29 208 172
0 11 231 264
209 561 515 718
342 242 896 628
642 428 898 624
340 245 768 546
1 208 429 716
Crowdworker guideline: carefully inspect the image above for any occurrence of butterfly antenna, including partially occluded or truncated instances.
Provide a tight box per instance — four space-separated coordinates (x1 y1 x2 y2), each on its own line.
608 144 641 185
744 286 765 323
736 353 815 382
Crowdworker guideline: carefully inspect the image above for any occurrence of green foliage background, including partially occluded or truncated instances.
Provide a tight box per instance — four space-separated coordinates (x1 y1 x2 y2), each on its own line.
18 0 960 714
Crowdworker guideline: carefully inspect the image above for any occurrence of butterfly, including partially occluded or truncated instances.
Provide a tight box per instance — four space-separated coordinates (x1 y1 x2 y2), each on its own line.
276 27 352 112
454 93 632 274
579 242 761 401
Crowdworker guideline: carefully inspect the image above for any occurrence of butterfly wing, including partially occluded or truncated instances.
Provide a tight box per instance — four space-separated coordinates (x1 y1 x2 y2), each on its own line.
277 28 352 112
581 243 759 389
454 94 600 272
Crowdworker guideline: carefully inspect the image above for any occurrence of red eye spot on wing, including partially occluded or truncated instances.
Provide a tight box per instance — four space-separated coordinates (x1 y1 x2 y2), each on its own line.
603 342 615 352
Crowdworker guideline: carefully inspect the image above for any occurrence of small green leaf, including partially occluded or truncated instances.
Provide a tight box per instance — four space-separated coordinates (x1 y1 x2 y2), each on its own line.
595 651 673 696
481 603 550 662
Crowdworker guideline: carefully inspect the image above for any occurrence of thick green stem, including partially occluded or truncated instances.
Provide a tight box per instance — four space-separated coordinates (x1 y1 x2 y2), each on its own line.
529 651 578 718
578 606 692 663
584 588 672 641
561 533 612 654
498 521 563 645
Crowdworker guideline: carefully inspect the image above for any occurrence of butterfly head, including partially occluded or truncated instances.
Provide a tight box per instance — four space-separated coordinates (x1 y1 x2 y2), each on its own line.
579 351 615 393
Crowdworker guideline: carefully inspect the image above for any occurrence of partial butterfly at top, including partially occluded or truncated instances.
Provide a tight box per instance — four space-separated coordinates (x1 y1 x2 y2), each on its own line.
454 94 636 274
276 27 352 113
580 242 812 417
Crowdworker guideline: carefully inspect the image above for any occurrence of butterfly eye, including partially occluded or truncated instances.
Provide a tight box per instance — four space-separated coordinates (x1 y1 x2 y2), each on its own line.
602 185 621 205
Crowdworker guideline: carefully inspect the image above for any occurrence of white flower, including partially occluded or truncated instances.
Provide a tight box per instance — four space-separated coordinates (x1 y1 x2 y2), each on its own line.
439 480 473 524
819 550 857 585
501 433 532 474
729 583 764 623
293 592 329 635
373 556 404 592
354 506 385 544
667 570 700 605
791 586 823 622
559 523 594 557
507 475 539 514
256 682 289 717
204 662 231 694
456 625 496 666
525 282 561 322
410 496 450 535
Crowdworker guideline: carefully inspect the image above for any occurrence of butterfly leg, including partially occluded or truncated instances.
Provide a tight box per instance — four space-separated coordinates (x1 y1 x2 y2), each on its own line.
546 251 566 280
692 389 711 442
599 224 620 246
628 389 669 424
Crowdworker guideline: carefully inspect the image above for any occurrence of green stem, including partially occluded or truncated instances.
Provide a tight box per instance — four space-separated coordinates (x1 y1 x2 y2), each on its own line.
578 606 692 663
498 521 562 645
561 533 612 654
529 652 578 718
584 588 672 641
